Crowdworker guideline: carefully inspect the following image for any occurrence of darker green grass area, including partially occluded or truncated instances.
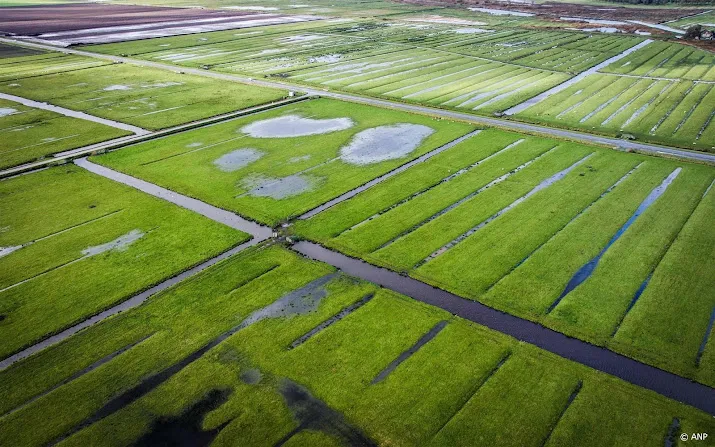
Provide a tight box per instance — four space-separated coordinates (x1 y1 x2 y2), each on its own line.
0 246 712 447
0 165 249 359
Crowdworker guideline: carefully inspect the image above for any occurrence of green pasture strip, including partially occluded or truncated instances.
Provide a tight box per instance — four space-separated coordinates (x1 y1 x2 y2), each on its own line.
368 144 589 271
327 135 553 256
428 352 580 447
612 181 715 383
674 84 715 144
0 246 337 446
413 150 635 298
0 54 109 82
481 159 675 320
294 129 517 242
549 165 713 342
370 60 492 95
516 74 615 121
94 98 474 226
2 245 712 446
0 63 287 130
0 165 248 360
0 98 129 169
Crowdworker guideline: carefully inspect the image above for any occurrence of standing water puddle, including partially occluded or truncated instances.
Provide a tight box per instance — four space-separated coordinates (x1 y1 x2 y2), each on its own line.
81 229 145 258
135 389 233 447
549 168 681 311
213 149 263 172
240 115 353 138
235 273 338 329
339 124 434 165
49 274 339 445
0 108 18 117
245 174 317 199
0 246 22 258
276 379 376 447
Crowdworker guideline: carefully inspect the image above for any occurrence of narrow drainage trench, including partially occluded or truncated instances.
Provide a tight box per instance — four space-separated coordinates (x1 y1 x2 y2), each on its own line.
549 167 681 311
47 274 339 446
298 129 483 219
292 240 715 416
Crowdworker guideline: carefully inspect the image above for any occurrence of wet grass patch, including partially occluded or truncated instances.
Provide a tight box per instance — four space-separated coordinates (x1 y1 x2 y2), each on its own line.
0 62 287 130
0 165 248 360
94 98 474 225
0 246 713 446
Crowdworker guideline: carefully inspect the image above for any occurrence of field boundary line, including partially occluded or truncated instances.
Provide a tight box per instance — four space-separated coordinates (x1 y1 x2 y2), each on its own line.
1 37 714 166
291 240 715 416
0 238 264 372
74 158 272 238
298 129 482 219
503 39 653 115
0 92 149 135
0 95 311 179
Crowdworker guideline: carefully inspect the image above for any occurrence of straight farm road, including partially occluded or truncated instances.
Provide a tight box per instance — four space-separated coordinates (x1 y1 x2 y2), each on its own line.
2 37 714 166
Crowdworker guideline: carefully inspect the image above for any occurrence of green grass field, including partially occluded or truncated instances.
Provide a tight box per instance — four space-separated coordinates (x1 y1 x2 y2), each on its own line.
1 4 714 445
0 98 130 169
92 97 475 226
0 165 249 360
295 127 715 385
0 61 288 130
0 245 712 446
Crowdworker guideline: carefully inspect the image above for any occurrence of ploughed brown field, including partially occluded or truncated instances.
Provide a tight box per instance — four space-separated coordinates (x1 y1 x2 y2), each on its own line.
0 4 261 35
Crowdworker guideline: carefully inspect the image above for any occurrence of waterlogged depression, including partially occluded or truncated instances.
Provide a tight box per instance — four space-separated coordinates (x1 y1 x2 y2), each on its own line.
81 229 145 258
213 148 263 172
245 174 317 199
240 115 354 138
340 124 434 165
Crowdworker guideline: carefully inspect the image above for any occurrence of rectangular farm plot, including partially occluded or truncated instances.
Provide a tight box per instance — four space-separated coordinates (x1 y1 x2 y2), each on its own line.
516 74 715 152
601 40 715 82
1 246 713 446
0 98 129 169
0 165 249 360
89 23 573 114
93 98 475 226
294 127 715 382
0 63 288 130
0 52 109 82
287 48 571 114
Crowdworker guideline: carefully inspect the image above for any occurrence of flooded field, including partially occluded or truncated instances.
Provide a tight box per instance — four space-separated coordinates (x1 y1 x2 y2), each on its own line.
1 1 714 446
0 59 287 131
1 246 713 446
0 165 249 361
93 98 474 225
295 127 715 384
